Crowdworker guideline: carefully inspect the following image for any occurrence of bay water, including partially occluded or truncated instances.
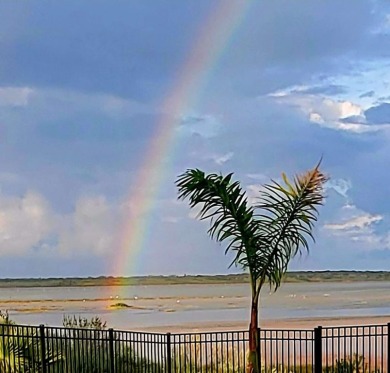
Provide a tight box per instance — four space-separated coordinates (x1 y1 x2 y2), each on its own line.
0 281 388 330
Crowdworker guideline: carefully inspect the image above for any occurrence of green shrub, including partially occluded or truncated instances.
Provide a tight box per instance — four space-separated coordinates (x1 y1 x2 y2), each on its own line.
323 354 381 373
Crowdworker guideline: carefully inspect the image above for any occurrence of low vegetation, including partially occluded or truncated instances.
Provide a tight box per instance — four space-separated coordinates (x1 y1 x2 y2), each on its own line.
0 271 389 288
0 311 62 372
108 302 132 309
0 312 384 373
0 312 160 373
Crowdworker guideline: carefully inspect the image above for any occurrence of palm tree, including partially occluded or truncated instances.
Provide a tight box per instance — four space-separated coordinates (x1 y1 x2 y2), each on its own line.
0 311 62 373
176 163 327 373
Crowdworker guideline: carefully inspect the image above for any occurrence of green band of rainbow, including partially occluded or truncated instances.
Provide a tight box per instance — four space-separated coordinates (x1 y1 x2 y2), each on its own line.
112 1 253 283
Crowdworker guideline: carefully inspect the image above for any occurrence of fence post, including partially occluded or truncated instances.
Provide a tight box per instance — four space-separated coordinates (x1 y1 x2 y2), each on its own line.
166 332 172 373
108 328 115 373
387 323 390 373
39 324 47 373
314 326 322 373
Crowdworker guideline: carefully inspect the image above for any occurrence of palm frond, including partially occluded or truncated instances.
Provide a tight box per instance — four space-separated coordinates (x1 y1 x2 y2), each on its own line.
0 322 63 372
255 165 328 290
176 169 259 275
176 164 327 295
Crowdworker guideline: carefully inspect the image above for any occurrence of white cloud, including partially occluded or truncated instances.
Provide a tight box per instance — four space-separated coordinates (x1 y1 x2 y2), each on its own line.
269 89 377 132
326 178 352 200
246 184 266 206
323 201 385 248
57 196 117 257
324 214 383 232
211 152 234 165
0 191 53 255
323 213 389 250
268 74 390 133
0 87 33 107
0 191 120 258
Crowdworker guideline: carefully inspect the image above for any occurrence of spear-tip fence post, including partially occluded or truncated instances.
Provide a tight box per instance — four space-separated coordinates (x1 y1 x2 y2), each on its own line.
314 326 323 373
39 324 47 373
166 332 172 373
109 328 115 373
387 323 390 373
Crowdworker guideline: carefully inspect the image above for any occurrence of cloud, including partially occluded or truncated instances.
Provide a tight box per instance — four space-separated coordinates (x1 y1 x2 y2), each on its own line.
0 191 53 255
269 85 390 133
323 200 385 248
30 87 150 121
269 86 363 115
0 191 119 259
359 90 375 98
211 152 234 165
0 87 33 107
338 102 390 130
57 196 117 257
365 103 390 125
0 85 162 204
326 178 352 200
179 114 222 138
1 1 390 274
246 184 264 206
321 176 388 251
339 115 367 125
275 84 346 96
324 214 383 232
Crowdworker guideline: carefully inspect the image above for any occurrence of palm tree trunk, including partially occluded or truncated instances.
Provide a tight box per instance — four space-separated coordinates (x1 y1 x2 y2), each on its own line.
247 296 260 373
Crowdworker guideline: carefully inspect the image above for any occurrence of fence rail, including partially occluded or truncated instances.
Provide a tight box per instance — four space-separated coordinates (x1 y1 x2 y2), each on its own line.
0 322 388 372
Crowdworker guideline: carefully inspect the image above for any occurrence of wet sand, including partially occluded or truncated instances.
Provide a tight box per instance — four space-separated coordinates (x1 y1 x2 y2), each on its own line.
1 282 389 331
1 297 389 332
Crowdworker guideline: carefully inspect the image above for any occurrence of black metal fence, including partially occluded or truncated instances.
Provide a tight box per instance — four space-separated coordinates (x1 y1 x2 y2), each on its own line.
0 322 388 372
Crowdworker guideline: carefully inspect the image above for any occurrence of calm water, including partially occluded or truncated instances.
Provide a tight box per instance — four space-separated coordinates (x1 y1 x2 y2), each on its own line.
0 282 389 329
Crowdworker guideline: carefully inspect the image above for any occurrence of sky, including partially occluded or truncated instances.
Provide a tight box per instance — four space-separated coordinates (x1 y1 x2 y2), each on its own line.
1 0 390 277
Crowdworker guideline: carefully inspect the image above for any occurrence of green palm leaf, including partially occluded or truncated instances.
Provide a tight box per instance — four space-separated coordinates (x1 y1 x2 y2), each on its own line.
176 164 327 294
177 163 327 373
0 314 63 373
255 165 328 289
177 169 260 287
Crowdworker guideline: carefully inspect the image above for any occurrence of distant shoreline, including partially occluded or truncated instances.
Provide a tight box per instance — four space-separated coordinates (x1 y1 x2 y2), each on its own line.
0 271 389 288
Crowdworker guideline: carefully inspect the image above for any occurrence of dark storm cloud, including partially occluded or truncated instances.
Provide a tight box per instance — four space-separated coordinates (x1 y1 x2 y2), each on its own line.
365 103 390 124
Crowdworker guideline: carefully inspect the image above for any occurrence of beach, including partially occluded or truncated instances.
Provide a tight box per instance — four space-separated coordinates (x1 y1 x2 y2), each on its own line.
144 315 390 333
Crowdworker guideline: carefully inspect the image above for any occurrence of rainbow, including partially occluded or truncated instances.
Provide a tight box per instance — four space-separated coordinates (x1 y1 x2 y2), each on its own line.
112 1 253 281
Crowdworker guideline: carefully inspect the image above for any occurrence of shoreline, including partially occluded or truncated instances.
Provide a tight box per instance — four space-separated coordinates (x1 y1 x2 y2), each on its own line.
0 271 389 288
